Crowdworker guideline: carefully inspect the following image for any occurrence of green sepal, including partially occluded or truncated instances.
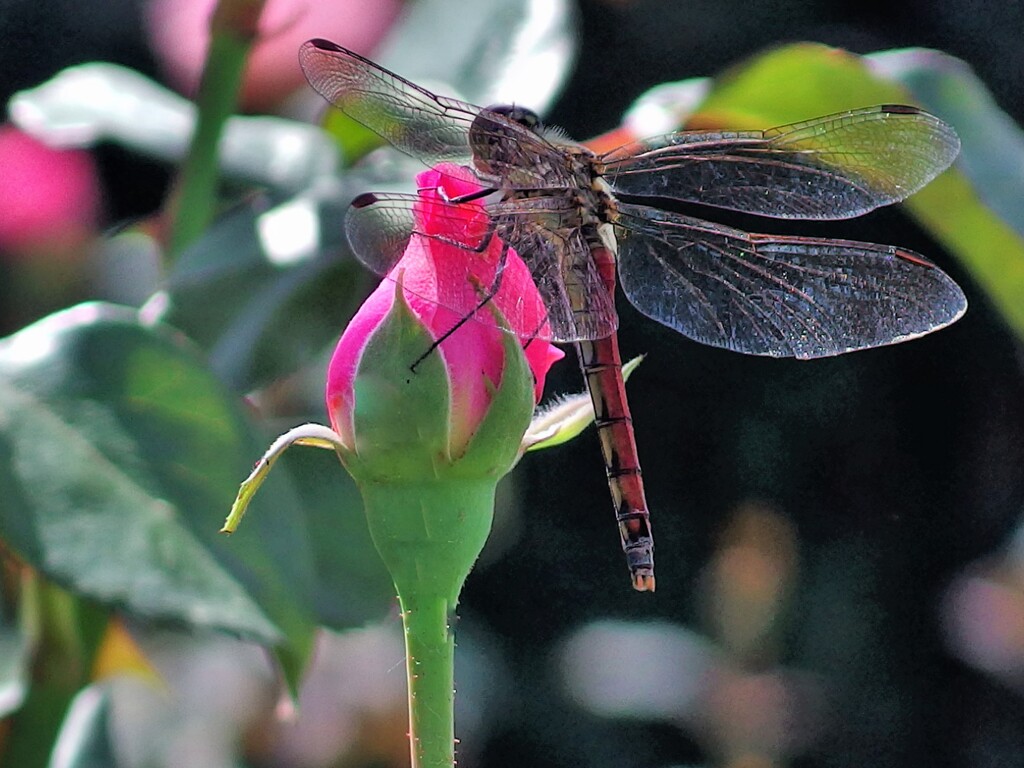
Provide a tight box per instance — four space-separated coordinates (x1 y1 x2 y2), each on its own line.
449 313 535 479
340 281 537 600
359 478 497 602
343 281 454 483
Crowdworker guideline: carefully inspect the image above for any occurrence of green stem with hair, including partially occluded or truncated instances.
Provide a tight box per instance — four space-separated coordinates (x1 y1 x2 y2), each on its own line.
360 479 497 768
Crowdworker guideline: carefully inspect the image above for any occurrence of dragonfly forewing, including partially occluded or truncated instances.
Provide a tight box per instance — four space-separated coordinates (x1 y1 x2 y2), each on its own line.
299 39 578 189
300 39 478 165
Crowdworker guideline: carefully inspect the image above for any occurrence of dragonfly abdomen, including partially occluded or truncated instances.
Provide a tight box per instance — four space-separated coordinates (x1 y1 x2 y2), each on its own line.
575 231 655 591
576 333 655 592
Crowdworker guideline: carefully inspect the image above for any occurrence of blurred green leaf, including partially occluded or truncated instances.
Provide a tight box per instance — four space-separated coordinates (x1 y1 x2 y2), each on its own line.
868 48 1024 236
4 685 75 768
868 47 1024 339
162 194 371 391
377 0 577 113
10 63 339 194
0 304 316 682
688 43 1024 340
218 421 396 629
321 112 385 164
47 685 115 768
691 43 908 128
0 581 108 768
281 447 396 629
0 598 30 718
904 156 1024 341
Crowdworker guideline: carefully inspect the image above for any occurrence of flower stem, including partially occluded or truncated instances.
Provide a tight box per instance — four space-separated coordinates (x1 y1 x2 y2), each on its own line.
400 589 457 768
357 479 498 768
166 0 266 260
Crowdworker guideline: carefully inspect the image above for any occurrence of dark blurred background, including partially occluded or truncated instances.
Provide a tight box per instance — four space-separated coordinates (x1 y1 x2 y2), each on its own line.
493 3 1024 768
2 1 1023 767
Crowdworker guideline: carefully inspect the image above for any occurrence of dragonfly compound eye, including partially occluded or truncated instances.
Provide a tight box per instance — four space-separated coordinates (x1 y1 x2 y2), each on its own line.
469 105 543 177
488 104 542 130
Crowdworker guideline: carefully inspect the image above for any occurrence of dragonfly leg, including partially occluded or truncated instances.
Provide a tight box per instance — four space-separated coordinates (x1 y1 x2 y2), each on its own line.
422 210 500 255
442 186 498 205
409 237 513 372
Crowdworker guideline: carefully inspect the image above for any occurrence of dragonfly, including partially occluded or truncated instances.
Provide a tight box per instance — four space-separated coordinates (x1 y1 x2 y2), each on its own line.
299 38 967 592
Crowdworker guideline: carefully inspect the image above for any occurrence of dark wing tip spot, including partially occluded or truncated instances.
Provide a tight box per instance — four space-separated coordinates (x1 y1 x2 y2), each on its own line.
350 192 380 209
879 104 923 115
306 38 343 52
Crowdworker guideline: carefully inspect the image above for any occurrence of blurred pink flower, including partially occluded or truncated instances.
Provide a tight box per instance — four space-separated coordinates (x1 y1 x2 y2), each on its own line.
145 0 402 111
943 568 1024 679
326 163 564 455
0 125 100 256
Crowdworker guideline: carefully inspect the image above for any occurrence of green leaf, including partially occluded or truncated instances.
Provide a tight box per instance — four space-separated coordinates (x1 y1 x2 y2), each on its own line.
10 63 339 194
687 43 1024 341
283 446 396 629
321 111 385 163
692 43 909 127
3 685 74 768
867 47 1024 339
0 580 109 768
376 0 577 114
160 194 372 391
47 685 115 768
0 598 30 718
217 421 396 630
0 303 316 677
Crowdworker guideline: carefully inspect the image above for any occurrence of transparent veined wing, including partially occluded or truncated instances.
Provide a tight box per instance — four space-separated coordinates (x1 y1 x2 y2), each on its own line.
614 201 967 358
300 38 480 164
299 39 575 187
601 106 960 220
345 191 618 343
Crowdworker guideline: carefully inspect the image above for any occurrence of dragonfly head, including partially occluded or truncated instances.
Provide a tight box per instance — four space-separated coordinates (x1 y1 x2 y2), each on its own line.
469 104 543 177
